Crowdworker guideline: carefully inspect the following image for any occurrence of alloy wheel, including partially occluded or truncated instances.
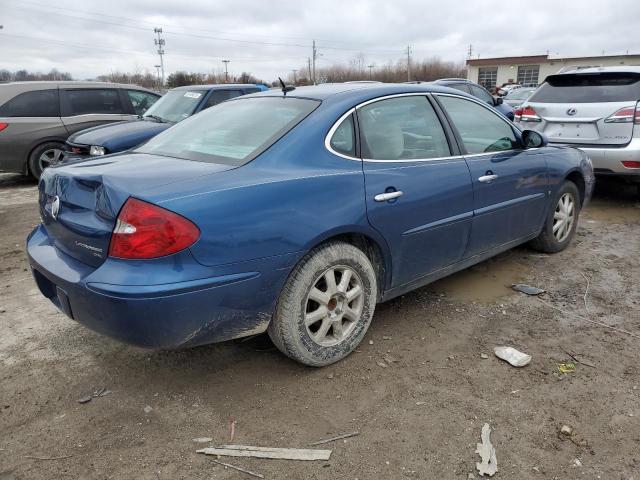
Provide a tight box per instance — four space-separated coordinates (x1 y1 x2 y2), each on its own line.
38 148 64 171
552 193 575 243
304 265 364 347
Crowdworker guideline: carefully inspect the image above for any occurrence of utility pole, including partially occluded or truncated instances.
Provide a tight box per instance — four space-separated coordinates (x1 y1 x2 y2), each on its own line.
292 69 298 85
406 45 412 82
153 28 165 86
367 64 375 80
468 44 473 58
222 60 230 83
312 40 317 85
307 57 312 84
154 64 161 89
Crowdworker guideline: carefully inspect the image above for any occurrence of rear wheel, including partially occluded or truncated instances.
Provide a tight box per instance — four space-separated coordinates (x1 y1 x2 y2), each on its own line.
530 180 581 253
268 242 377 366
28 142 65 180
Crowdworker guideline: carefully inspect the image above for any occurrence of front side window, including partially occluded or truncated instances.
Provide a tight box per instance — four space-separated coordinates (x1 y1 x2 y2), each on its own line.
65 89 124 115
438 95 517 154
143 89 206 123
135 97 319 166
127 90 159 115
203 90 243 109
329 114 356 157
0 89 59 117
358 96 450 160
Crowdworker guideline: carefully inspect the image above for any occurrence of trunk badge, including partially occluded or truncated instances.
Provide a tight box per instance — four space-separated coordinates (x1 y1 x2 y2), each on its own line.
567 108 577 116
51 196 60 220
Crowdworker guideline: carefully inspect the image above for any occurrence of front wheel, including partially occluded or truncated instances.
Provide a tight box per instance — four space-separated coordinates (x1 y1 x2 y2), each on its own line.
268 242 378 367
530 180 581 253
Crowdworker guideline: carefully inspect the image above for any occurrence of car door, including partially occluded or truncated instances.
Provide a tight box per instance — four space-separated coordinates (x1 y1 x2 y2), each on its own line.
434 94 548 257
60 88 129 134
355 94 474 288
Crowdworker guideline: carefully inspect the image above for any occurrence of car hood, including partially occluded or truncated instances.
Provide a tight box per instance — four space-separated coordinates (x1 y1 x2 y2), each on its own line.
67 120 172 150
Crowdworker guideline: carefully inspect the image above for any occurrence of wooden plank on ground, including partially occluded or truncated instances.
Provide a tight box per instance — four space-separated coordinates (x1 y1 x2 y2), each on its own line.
196 444 332 461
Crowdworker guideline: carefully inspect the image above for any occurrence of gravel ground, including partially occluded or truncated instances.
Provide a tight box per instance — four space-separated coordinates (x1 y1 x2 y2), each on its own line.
1 172 639 480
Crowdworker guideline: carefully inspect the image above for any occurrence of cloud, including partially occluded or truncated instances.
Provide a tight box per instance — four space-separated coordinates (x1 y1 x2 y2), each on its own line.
0 0 638 82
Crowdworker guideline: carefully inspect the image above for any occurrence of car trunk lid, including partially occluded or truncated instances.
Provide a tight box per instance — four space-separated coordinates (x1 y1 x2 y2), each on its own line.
39 153 234 267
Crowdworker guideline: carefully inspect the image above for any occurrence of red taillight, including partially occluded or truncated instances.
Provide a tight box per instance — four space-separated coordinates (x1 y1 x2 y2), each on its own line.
0 123 8 132
621 161 640 169
108 198 200 259
517 106 541 123
604 105 640 124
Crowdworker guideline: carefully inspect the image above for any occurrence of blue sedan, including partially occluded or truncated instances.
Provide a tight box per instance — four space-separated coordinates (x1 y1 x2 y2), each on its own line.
27 83 594 366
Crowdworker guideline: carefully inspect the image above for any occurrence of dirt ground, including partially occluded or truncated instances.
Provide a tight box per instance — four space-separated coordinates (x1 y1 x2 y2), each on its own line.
1 172 639 480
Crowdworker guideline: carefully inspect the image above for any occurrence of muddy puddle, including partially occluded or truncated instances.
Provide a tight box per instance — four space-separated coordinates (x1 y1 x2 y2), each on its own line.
426 251 530 303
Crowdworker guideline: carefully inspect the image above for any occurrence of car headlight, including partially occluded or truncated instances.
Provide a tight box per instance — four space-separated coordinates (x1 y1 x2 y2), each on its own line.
89 145 106 156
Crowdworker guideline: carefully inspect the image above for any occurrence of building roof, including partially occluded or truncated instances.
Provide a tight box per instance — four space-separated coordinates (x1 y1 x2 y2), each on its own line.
467 53 640 67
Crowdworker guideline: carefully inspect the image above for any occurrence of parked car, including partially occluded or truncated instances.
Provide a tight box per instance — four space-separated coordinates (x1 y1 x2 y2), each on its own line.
429 79 515 120
65 84 264 160
515 66 640 181
0 81 160 178
503 87 537 108
497 83 522 96
27 83 594 366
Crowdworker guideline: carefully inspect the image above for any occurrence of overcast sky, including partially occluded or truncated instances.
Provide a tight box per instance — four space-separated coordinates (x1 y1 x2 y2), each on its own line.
1 0 638 82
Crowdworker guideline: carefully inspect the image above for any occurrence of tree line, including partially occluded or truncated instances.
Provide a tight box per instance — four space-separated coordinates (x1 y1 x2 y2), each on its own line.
0 68 72 82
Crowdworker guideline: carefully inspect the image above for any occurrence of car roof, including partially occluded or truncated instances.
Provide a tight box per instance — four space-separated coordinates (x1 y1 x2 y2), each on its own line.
170 84 260 91
245 82 475 103
558 66 640 75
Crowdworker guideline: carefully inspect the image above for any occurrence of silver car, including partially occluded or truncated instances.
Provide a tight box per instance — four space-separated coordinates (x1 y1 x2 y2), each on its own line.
0 81 160 179
503 87 537 108
515 66 640 179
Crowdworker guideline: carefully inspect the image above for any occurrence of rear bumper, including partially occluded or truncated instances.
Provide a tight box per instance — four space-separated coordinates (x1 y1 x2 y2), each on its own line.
552 138 640 177
27 224 294 349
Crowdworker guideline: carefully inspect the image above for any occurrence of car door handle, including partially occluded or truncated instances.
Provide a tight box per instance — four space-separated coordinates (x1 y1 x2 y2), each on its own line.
478 174 499 183
374 191 404 202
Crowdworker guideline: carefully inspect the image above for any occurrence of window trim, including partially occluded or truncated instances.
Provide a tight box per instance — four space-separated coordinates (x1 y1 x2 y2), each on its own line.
324 92 495 163
432 92 523 156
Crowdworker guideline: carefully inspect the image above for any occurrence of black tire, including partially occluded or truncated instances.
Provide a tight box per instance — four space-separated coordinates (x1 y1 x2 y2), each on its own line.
268 241 378 367
530 180 581 253
28 141 65 180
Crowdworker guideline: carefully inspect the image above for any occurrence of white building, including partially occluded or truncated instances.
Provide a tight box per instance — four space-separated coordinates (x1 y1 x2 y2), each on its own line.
466 53 640 90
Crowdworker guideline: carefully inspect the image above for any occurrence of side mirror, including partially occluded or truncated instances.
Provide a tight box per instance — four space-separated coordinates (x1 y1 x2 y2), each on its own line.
521 130 548 148
494 96 504 106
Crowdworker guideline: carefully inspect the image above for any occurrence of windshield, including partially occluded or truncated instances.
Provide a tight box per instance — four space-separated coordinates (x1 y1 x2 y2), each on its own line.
142 89 206 123
507 88 535 100
529 73 640 103
135 97 320 166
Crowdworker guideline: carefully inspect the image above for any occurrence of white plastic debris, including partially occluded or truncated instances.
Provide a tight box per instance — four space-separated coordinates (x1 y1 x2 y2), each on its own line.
475 423 497 477
511 284 545 295
494 346 531 367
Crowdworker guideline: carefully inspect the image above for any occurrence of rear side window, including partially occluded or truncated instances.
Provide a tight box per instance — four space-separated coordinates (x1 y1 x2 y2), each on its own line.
329 114 356 157
127 90 159 115
0 89 59 117
203 90 243 109
438 95 517 154
64 89 124 115
444 83 471 94
358 96 450 160
135 97 320 166
529 73 640 103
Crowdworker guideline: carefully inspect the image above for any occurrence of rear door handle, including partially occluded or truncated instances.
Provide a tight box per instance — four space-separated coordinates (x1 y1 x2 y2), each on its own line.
374 191 404 202
478 174 498 183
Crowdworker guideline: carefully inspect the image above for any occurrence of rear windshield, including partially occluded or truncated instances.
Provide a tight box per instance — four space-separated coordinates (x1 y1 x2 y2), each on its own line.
135 97 320 166
529 73 640 103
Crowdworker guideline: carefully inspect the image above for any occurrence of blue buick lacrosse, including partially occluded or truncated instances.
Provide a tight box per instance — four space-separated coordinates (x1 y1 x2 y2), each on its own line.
27 82 594 366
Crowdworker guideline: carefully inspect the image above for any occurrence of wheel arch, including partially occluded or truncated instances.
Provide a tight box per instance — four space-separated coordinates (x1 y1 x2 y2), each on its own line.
300 226 393 301
26 137 68 176
565 169 586 206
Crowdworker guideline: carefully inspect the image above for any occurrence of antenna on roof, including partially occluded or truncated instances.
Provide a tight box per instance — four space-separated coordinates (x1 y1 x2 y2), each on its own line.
278 77 296 96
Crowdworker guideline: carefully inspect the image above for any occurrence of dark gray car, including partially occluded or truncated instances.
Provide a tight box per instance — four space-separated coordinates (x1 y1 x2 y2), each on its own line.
0 81 160 178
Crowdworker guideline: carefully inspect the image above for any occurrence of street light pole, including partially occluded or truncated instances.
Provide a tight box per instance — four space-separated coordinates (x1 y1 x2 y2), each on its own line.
222 60 230 83
292 69 298 85
368 64 375 80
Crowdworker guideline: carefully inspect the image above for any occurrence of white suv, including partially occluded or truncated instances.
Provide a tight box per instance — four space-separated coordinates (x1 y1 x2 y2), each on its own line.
515 66 640 181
